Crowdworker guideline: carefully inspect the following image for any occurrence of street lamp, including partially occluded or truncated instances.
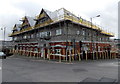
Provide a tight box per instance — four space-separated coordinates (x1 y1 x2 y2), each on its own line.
90 15 100 60
90 15 100 27
1 27 6 49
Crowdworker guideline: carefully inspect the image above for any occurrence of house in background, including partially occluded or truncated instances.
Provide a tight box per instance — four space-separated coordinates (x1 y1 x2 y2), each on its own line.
0 40 13 51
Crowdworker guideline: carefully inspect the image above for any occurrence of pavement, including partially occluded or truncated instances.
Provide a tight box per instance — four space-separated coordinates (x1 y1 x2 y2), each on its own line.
2 55 119 82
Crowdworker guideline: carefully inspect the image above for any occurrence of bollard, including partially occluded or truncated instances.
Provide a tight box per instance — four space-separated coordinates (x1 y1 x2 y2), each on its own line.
43 49 45 60
103 52 105 59
28 51 30 57
96 51 98 60
30 51 32 58
69 50 71 63
24 50 25 56
114 52 116 59
85 51 88 61
63 49 66 61
99 52 101 59
111 52 112 59
105 51 107 59
59 55 61 62
65 50 67 62
38 52 40 58
107 51 109 59
48 49 50 60
72 48 74 61
33 53 36 58
27 51 29 57
104 51 106 59
37 52 39 59
78 53 81 61
106 51 108 59
110 51 111 59
53 54 55 60
93 52 94 60
77 50 81 61
19 50 20 55
111 52 113 59
115 52 117 58
102 52 104 59
66 52 68 62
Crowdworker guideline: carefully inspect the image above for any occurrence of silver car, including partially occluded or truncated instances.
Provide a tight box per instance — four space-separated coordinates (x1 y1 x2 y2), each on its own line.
0 52 6 59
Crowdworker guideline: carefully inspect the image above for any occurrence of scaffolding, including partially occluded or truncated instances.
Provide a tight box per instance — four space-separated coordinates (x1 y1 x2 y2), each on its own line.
9 8 114 37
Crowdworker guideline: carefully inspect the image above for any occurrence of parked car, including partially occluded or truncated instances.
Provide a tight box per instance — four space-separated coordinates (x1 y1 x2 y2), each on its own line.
2 48 13 56
0 52 6 59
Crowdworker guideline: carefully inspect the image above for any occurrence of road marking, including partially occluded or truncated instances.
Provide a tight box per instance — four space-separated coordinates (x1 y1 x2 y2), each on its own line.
0 67 2 70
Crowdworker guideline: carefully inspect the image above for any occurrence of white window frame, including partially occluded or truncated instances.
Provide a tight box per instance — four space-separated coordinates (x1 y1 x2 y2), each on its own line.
31 34 34 38
14 37 17 40
55 49 61 54
56 29 62 35
82 30 85 35
47 31 51 36
77 31 80 35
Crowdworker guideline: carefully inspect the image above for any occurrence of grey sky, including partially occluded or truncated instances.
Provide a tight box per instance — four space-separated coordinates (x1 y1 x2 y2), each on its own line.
0 0 119 40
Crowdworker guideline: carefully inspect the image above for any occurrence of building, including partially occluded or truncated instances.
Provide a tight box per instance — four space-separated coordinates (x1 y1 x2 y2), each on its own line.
0 41 3 51
9 8 116 61
0 40 13 51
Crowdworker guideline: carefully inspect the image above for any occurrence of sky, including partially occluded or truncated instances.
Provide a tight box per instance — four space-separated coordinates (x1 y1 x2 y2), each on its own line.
0 0 119 41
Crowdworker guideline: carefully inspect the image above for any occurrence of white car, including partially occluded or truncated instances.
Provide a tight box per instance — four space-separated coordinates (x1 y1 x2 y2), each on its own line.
0 52 6 59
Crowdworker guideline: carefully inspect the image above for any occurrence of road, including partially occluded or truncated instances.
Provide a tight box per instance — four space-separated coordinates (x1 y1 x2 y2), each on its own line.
2 55 118 82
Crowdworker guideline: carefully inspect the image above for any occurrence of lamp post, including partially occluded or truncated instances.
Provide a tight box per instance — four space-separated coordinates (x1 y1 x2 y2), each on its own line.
90 15 100 60
1 27 6 49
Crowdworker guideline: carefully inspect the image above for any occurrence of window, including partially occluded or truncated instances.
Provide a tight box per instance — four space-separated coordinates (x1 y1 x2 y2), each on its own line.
36 33 39 37
56 29 62 35
82 30 85 35
41 32 45 37
31 34 34 38
39 32 42 37
14 37 17 40
40 32 46 37
55 49 61 54
47 31 51 36
87 32 90 36
77 31 80 35
100 37 102 41
34 48 38 52
28 35 30 39
39 31 51 37
107 37 109 41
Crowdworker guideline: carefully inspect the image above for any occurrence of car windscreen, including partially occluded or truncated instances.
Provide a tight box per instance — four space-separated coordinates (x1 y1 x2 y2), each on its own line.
0 52 5 55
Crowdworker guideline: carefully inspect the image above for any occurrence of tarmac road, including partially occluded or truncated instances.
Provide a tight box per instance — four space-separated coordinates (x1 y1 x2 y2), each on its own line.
2 55 118 82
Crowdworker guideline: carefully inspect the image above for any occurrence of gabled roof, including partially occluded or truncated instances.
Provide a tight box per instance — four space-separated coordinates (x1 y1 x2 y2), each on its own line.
20 16 35 27
13 24 21 31
40 8 56 21
10 8 114 37
26 16 36 27
40 8 80 22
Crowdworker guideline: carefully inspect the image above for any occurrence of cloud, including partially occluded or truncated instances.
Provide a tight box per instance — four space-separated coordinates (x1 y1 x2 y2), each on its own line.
0 0 43 40
11 0 42 16
100 2 118 38
0 0 119 40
